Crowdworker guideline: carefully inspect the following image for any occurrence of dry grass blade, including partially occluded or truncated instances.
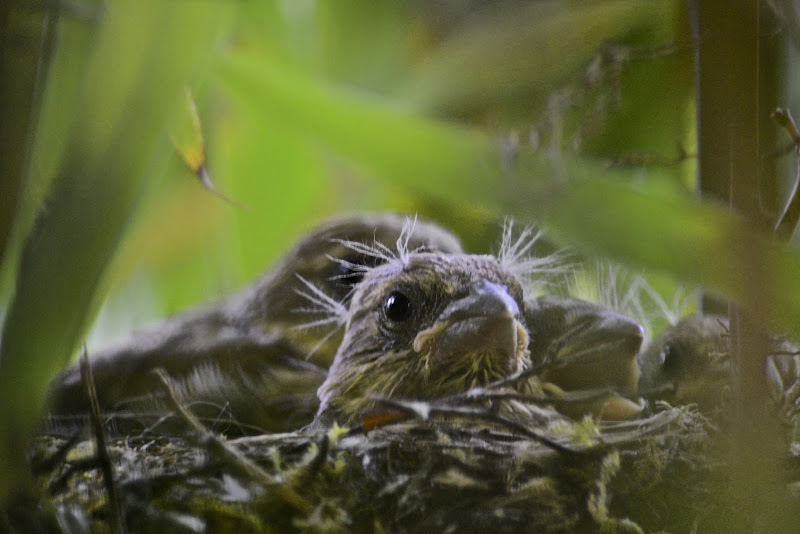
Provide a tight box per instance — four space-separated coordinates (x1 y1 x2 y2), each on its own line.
371 396 579 454
80 347 126 534
154 368 314 515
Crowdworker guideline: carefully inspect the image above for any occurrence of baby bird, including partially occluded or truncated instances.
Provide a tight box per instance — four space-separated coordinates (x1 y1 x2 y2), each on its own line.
316 235 645 426
317 251 533 424
637 315 731 412
638 315 800 435
525 296 645 420
47 213 463 433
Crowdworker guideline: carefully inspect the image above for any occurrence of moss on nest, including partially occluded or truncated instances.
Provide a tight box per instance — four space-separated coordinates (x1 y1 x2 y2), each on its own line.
18 400 755 533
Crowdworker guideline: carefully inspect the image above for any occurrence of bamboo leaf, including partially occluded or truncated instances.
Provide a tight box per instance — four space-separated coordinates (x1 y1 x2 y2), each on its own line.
170 87 250 210
216 50 800 336
401 0 677 114
0 0 233 498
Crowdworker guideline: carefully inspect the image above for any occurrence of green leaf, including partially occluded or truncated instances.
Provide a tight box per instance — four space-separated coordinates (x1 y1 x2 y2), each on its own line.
401 0 677 115
216 48 800 337
0 0 233 498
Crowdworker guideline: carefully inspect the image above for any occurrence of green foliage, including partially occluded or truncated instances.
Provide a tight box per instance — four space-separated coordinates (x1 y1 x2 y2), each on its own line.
0 0 234 497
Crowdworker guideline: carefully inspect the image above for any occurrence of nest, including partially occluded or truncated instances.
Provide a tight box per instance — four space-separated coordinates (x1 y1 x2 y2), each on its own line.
16 355 800 534
19 395 738 534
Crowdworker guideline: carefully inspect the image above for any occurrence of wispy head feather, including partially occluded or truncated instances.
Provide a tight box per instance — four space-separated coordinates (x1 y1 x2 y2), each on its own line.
293 275 348 330
292 275 349 358
573 262 648 327
395 215 417 264
324 255 372 289
330 215 427 270
637 281 693 328
569 261 694 340
496 219 570 296
329 238 396 265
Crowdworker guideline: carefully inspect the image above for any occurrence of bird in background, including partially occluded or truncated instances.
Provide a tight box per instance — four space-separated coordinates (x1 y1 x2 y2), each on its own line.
638 314 800 439
47 213 463 433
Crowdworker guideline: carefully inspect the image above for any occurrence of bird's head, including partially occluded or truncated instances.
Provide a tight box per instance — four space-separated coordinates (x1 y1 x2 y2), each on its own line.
231 213 463 366
637 315 730 410
317 252 531 423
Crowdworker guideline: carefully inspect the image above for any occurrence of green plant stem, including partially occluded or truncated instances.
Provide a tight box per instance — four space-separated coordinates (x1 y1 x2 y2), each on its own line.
692 0 787 530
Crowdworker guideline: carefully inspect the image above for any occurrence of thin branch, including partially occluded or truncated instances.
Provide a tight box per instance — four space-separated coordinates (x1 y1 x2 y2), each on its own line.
467 385 673 406
370 397 582 455
80 347 126 534
773 108 800 240
772 108 800 146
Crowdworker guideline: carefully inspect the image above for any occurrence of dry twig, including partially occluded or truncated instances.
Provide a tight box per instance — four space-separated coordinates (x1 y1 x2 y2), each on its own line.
80 347 126 534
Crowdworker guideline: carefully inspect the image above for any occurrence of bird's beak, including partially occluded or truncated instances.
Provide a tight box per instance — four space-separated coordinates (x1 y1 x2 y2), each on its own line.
413 279 528 375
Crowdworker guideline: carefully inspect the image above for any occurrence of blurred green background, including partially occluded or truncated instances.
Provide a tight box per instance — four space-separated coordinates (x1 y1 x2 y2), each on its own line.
2 0 799 498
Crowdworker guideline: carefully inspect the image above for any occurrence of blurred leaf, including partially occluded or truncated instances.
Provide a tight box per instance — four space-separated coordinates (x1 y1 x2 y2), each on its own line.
216 48 800 337
216 52 497 200
214 84 331 283
171 88 207 174
106 179 227 297
0 0 233 498
0 1 57 273
314 2 411 90
170 87 249 210
401 0 677 116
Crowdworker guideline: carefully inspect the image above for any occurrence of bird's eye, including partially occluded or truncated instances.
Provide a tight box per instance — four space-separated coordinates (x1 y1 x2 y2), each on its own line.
383 291 412 322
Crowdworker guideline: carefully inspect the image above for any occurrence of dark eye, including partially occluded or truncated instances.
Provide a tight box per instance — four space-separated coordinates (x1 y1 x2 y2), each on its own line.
383 291 412 322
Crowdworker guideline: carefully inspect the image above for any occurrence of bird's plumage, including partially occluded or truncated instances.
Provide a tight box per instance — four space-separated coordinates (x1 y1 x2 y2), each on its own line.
47 214 463 433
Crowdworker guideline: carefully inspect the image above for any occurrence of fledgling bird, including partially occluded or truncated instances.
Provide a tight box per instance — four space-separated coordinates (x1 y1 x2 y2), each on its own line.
638 315 800 434
47 213 463 433
316 228 646 426
637 315 731 412
316 251 534 424
524 296 645 420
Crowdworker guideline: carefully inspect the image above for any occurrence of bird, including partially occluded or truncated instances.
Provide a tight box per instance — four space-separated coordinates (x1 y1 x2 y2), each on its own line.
315 232 646 426
46 213 463 434
637 315 800 436
524 296 645 420
637 315 731 412
316 251 534 424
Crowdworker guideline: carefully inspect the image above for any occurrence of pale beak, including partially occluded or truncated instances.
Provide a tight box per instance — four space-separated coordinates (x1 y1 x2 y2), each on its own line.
413 279 528 374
